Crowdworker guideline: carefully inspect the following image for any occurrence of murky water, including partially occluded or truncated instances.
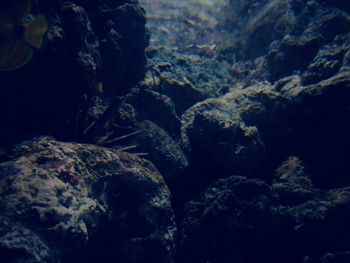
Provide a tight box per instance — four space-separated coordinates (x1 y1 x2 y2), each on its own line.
140 0 229 49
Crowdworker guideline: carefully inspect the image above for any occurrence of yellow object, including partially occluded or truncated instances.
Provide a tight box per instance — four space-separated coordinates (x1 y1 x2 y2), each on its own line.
0 0 48 71
24 15 48 49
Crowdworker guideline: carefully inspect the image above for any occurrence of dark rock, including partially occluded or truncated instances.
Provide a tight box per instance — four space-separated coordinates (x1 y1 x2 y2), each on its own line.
220 0 350 86
0 217 58 263
288 187 350 259
222 0 296 61
125 87 181 137
0 0 149 145
273 156 318 206
302 41 350 84
145 47 232 115
178 174 350 263
178 176 287 263
0 137 175 262
280 73 350 188
131 121 188 185
181 83 282 189
181 72 350 191
268 10 350 82
267 34 321 82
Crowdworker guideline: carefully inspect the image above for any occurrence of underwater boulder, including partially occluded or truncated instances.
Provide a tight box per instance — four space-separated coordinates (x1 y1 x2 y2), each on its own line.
0 137 176 263
177 174 350 263
180 82 288 189
223 0 297 60
145 47 231 115
272 156 318 206
125 87 182 138
180 72 350 192
267 9 350 82
279 72 350 188
219 0 350 87
0 217 58 262
177 176 286 263
302 41 350 85
287 187 350 261
122 120 189 186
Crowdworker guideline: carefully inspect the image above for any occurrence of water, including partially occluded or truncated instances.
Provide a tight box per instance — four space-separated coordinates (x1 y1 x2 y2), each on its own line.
140 0 229 49
1 0 350 262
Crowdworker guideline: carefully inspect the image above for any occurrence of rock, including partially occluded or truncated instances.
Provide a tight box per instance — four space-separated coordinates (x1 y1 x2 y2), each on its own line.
302 41 350 84
267 33 321 82
145 47 232 115
0 137 175 262
131 121 188 185
181 83 281 189
156 77 207 116
280 73 350 188
178 176 285 263
267 10 350 82
288 187 350 261
181 72 350 192
273 156 318 206
220 0 350 86
178 174 350 263
125 87 181 137
0 217 58 263
90 2 149 96
237 0 296 60
0 0 149 145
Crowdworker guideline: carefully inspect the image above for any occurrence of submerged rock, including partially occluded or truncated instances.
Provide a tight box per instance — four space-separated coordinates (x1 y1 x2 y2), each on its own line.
221 0 350 87
145 47 232 115
132 120 188 185
181 72 350 190
178 176 284 263
0 0 149 144
0 137 176 263
178 174 350 263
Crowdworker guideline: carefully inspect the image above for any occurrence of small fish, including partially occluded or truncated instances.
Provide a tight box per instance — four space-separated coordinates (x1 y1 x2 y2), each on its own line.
182 19 197 27
0 0 48 71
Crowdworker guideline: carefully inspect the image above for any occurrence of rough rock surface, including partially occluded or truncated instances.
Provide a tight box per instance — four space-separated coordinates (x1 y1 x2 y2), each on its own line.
144 47 232 115
0 137 175 263
178 174 350 263
181 72 350 189
220 0 350 88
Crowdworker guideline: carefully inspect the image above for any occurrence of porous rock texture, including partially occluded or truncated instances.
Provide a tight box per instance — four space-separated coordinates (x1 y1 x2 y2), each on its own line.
0 137 175 263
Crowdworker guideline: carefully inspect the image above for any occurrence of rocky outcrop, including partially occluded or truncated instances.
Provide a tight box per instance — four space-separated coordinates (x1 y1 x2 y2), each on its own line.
181 72 350 189
178 172 350 263
221 0 350 88
0 137 175 263
145 47 232 115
